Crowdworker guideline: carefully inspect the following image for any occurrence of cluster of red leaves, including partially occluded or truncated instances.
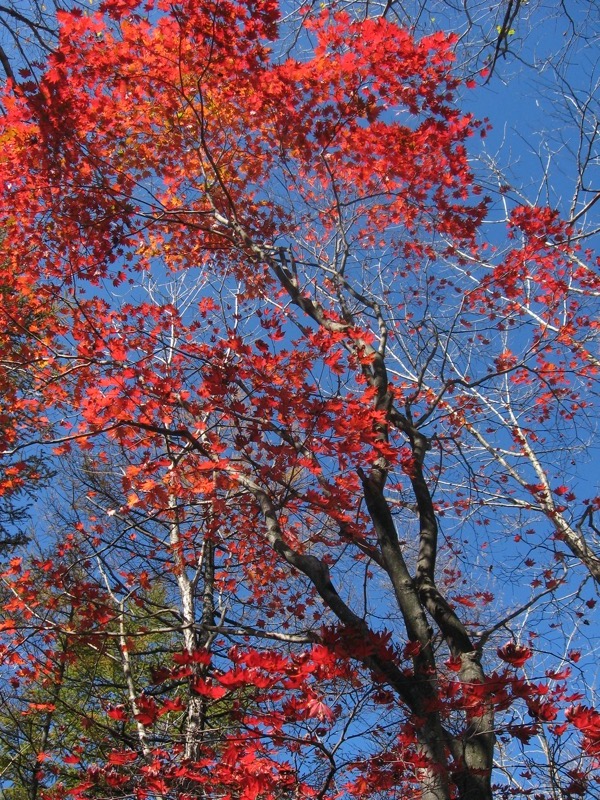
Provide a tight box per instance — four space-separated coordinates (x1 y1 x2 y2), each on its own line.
65 644 351 800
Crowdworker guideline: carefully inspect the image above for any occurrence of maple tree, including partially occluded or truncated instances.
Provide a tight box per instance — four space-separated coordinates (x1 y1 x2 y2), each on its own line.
0 1 598 799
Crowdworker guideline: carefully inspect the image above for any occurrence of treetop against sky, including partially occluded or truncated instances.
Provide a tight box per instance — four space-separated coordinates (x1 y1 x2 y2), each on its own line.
0 2 598 799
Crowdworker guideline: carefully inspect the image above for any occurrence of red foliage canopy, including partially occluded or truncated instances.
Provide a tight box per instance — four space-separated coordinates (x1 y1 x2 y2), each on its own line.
0 1 598 799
